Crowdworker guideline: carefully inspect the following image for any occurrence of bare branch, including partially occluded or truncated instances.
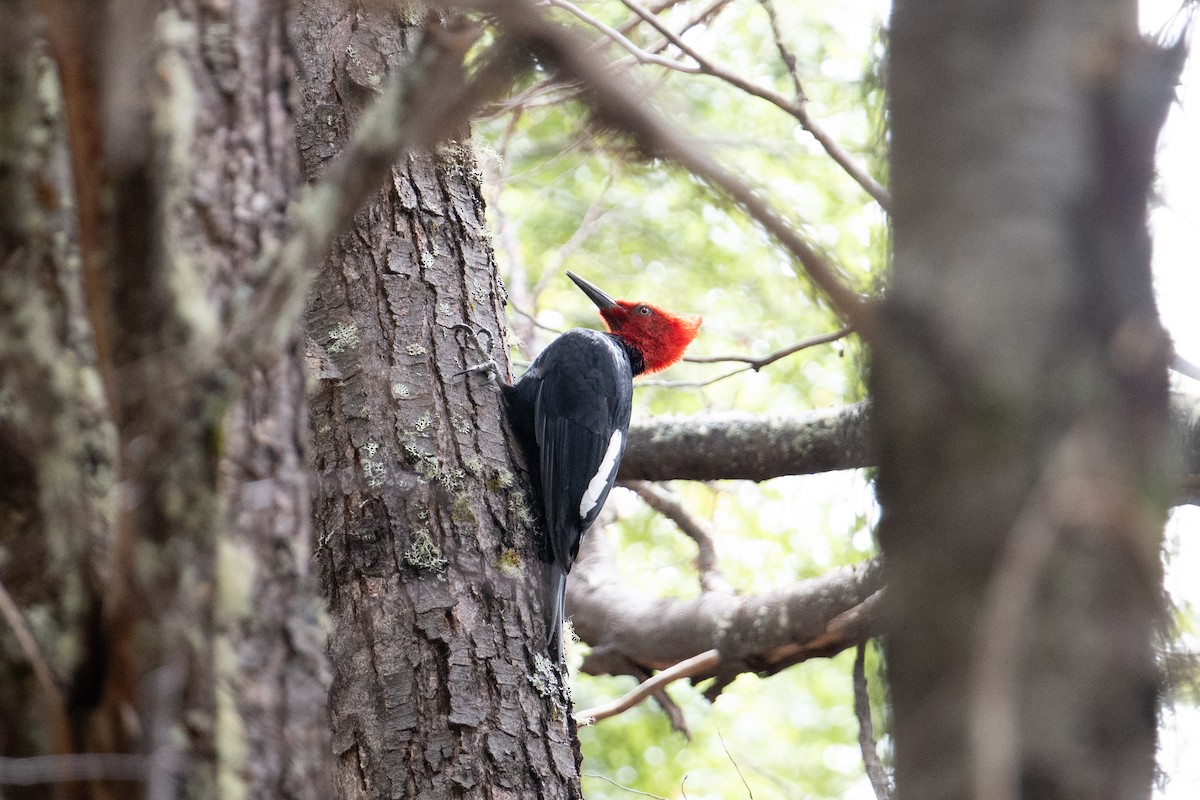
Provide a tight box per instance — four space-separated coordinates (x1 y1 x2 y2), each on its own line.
617 0 735 59
638 327 852 389
37 0 120 409
621 402 873 481
623 394 1200 500
623 481 732 593
637 325 854 387
583 771 673 800
717 728 755 799
574 649 720 725
547 0 701 72
473 0 879 337
854 643 892 800
683 327 853 367
618 0 891 209
534 173 621 298
570 529 883 693
614 0 691 36
635 363 761 389
759 0 805 101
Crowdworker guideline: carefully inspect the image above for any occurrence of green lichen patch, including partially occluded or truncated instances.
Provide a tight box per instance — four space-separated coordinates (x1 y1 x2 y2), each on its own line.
361 442 386 488
529 652 558 698
327 322 360 354
449 494 477 527
404 529 448 572
507 490 534 526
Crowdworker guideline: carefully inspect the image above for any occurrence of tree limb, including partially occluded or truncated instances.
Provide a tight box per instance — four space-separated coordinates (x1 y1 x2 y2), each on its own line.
568 530 883 695
622 394 1200 501
620 402 873 481
574 649 720 726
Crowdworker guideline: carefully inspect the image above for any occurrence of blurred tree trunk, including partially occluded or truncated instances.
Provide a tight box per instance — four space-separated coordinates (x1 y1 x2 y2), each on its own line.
0 8 113 794
294 4 583 798
1 2 330 798
875 2 1179 800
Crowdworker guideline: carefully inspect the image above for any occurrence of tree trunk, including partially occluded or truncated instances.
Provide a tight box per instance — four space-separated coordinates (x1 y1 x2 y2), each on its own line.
0 9 113 793
294 4 583 798
875 2 1178 800
1 2 332 797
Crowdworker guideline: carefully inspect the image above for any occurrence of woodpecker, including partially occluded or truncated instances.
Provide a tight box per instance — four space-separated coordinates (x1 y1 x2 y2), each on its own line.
465 272 701 659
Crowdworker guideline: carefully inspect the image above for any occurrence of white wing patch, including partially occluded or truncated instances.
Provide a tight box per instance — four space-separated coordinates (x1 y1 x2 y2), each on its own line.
579 430 623 519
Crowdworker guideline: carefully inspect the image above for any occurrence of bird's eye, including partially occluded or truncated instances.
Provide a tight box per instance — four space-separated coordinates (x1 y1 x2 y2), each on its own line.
635 305 652 316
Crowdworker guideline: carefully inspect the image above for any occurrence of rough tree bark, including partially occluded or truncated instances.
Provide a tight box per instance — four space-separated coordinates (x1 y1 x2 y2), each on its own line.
875 3 1181 800
295 4 582 798
1 2 331 797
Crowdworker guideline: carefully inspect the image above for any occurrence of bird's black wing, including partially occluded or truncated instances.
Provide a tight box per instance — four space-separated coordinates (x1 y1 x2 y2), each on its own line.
531 330 633 656
534 330 633 569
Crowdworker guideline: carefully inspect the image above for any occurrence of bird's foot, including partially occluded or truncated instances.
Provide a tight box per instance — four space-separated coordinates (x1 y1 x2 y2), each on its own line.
451 323 499 381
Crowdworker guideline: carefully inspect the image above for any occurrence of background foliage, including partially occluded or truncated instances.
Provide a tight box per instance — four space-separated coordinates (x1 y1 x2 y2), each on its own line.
477 1 890 797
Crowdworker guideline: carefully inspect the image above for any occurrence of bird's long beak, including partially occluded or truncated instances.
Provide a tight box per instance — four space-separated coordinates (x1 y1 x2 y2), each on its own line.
566 271 617 310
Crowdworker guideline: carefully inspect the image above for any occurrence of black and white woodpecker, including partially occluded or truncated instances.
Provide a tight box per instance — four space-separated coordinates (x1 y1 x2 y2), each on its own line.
461 272 701 659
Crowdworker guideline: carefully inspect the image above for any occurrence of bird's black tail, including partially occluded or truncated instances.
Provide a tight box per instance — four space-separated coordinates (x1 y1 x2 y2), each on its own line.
543 561 567 662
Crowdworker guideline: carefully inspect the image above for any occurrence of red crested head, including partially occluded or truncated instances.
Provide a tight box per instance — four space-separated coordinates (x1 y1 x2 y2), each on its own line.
566 272 702 374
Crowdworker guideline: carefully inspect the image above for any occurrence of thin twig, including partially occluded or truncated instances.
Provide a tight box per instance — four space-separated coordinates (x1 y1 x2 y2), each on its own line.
623 480 731 593
717 727 754 799
583 771 673 799
969 465 1061 800
614 0 689 36
574 648 720 725
0 580 68 739
853 642 892 800
547 0 700 72
483 79 584 119
636 364 755 389
759 0 805 100
37 0 120 411
639 327 854 388
621 0 735 59
535 173 620 297
685 327 853 366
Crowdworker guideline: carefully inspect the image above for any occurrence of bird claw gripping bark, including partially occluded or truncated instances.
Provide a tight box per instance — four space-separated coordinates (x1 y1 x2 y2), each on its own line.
451 323 498 381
